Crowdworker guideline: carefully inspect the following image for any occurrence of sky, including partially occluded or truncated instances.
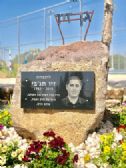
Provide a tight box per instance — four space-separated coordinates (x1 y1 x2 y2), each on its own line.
0 0 126 62
0 0 64 20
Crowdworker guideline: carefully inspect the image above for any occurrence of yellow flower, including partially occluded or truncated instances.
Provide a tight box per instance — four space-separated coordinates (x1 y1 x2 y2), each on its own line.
17 149 23 154
100 135 108 145
9 120 13 126
100 135 105 142
122 143 126 151
84 154 90 163
100 133 113 146
11 151 18 158
2 145 8 153
18 153 24 161
0 155 6 166
3 110 9 116
103 146 111 154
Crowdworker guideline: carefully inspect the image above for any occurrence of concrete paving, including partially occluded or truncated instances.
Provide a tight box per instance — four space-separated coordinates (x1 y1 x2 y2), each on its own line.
0 78 16 87
108 74 126 82
108 74 126 88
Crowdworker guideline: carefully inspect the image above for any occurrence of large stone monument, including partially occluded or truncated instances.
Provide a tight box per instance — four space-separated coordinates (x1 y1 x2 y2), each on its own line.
10 41 109 145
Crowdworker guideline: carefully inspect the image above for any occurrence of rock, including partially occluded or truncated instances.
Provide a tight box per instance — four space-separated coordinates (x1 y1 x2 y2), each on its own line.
106 99 121 108
14 126 36 140
123 88 126 102
10 41 109 145
106 88 124 108
106 88 124 100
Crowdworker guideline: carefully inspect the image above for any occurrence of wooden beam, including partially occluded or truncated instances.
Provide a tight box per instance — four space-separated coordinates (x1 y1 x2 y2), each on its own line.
102 0 113 48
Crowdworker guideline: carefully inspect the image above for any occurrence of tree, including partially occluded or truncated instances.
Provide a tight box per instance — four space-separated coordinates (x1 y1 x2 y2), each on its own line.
102 0 113 48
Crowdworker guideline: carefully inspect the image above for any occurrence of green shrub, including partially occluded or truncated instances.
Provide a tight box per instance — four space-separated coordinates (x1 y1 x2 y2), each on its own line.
111 105 126 127
0 109 13 127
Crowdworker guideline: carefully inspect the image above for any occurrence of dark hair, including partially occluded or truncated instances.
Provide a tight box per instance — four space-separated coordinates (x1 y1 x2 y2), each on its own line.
66 75 82 85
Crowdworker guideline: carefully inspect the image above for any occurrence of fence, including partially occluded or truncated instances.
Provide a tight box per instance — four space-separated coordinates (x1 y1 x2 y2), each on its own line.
0 0 126 73
109 0 126 73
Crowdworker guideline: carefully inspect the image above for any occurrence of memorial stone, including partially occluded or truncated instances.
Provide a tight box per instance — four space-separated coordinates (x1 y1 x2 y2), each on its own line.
10 41 109 145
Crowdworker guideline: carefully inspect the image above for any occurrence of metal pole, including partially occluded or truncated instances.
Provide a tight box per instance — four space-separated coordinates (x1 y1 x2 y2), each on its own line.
111 53 114 70
44 8 47 48
50 15 52 46
1 48 4 61
80 0 83 41
84 10 94 40
49 14 53 46
119 55 121 70
111 44 114 70
3 48 5 61
55 16 65 45
17 17 20 64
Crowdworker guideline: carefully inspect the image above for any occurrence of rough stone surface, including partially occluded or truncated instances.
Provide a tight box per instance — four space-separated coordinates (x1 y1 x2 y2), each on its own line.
123 88 126 102
10 41 109 145
14 126 36 140
106 88 124 100
107 75 126 106
106 88 124 108
106 99 121 108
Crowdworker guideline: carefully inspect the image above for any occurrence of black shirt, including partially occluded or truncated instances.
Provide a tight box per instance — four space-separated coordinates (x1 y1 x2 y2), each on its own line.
61 96 89 109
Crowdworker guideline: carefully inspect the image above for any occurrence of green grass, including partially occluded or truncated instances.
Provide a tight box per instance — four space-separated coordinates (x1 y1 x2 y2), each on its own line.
0 61 19 78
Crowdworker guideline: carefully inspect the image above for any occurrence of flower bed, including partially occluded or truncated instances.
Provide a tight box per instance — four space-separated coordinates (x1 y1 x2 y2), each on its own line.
0 105 126 168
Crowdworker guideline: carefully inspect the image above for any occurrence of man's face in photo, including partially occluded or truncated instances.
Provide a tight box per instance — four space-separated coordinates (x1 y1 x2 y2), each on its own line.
66 77 82 98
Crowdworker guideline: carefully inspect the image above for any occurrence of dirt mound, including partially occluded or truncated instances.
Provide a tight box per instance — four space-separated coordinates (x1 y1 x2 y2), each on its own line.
36 41 106 63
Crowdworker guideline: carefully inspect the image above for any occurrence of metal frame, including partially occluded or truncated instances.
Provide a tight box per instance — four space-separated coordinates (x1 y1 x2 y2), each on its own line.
55 10 94 44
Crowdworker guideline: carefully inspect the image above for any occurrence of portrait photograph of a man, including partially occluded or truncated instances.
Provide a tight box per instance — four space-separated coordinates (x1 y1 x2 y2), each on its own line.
59 72 95 109
61 75 88 108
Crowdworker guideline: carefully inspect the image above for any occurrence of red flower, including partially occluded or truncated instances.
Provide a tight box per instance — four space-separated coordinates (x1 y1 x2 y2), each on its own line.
28 141 43 153
56 150 70 165
73 154 78 163
43 130 55 138
26 150 31 156
117 125 126 132
23 140 46 162
49 136 65 149
35 154 40 159
22 156 30 162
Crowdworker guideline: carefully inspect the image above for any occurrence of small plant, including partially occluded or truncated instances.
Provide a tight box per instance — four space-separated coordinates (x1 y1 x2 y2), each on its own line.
111 113 120 127
0 109 13 127
119 105 126 126
0 61 20 77
111 105 126 127
23 130 78 168
92 128 126 168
